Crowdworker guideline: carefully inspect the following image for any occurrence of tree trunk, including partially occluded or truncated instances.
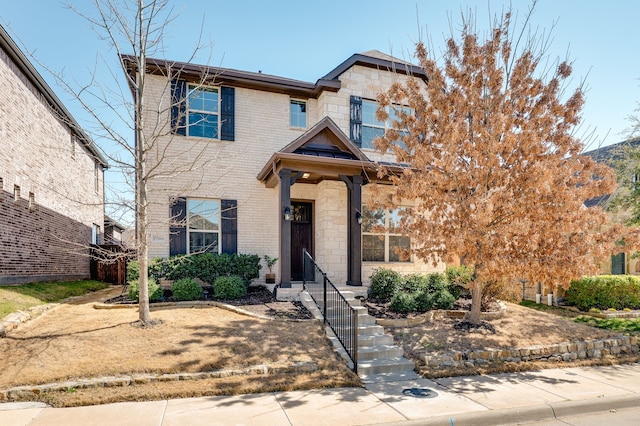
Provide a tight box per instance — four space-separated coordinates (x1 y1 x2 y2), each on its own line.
135 0 151 324
468 280 483 324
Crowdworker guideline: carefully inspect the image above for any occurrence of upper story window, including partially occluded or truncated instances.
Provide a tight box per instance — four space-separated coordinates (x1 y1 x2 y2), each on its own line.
362 206 411 262
290 99 307 128
188 198 221 254
92 223 101 245
361 100 411 150
187 85 219 139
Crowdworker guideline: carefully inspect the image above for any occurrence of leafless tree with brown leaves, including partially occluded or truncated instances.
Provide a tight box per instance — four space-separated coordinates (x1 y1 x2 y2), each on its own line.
375 7 636 324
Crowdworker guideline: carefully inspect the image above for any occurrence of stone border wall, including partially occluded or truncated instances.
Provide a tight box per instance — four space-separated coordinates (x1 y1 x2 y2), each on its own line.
423 336 639 368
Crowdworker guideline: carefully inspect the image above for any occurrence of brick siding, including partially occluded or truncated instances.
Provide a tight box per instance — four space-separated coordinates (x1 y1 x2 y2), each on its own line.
0 45 104 285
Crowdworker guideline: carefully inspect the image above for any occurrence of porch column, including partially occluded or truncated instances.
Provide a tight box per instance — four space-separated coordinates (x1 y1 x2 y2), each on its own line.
340 174 363 286
278 169 292 288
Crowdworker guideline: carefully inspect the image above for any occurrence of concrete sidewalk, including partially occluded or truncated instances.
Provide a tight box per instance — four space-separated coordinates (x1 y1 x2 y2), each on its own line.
1 364 639 425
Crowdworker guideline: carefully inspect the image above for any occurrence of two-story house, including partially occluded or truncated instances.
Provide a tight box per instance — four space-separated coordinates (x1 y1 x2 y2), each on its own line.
123 50 445 290
0 25 108 285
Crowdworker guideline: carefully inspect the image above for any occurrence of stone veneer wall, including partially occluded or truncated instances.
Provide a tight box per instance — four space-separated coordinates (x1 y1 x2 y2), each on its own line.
423 336 639 369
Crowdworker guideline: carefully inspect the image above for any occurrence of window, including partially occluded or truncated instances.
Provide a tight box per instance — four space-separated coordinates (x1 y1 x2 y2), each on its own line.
290 99 307 128
92 224 100 244
187 84 219 139
28 192 35 212
188 198 220 253
361 100 411 150
13 185 20 203
362 207 411 262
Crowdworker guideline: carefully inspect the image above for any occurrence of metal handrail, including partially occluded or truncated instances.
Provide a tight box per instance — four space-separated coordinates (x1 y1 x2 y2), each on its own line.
302 249 358 373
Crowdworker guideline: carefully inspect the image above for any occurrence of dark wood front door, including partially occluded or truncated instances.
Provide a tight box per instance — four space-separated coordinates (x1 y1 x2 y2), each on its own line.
290 202 313 281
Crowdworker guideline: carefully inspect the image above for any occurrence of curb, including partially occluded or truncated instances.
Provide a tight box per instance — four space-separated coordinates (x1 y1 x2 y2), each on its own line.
376 393 640 426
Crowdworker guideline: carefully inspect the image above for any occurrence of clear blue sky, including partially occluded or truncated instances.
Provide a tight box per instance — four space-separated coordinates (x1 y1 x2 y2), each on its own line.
2 0 639 222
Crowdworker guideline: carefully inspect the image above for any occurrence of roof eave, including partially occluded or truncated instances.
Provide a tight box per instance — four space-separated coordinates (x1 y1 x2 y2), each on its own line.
0 25 108 169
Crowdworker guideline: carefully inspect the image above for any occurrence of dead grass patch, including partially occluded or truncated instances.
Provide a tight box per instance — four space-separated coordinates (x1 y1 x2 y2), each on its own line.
0 287 359 406
386 302 639 378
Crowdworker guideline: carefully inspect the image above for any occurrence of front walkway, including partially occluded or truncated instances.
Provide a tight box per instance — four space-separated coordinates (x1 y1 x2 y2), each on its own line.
3 364 640 425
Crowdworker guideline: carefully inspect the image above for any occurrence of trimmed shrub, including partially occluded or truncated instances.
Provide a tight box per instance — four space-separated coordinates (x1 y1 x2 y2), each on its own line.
127 260 140 282
149 253 261 287
567 275 640 311
128 278 163 302
401 273 430 293
445 265 473 299
171 278 204 301
214 275 246 299
369 268 401 301
413 273 455 311
390 292 417 313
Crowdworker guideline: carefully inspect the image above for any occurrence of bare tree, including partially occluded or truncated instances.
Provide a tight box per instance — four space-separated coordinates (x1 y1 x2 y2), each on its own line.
51 0 218 324
375 6 637 324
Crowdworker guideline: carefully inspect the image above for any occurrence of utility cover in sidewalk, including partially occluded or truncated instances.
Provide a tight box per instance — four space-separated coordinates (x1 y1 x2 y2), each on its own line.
402 388 438 398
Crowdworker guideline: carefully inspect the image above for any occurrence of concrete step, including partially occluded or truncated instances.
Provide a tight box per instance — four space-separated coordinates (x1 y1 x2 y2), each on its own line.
359 370 422 384
357 357 415 376
357 344 404 361
357 333 394 347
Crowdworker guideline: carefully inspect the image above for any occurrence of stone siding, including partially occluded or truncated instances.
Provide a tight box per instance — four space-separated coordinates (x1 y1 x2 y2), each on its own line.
144 63 439 285
423 336 639 369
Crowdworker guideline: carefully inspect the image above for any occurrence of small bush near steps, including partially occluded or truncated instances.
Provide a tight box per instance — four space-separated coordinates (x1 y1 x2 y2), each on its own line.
171 278 204 301
214 275 246 300
128 278 163 302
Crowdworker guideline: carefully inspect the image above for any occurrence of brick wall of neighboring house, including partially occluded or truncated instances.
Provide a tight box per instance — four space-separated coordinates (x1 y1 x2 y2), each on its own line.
0 40 105 285
143 60 442 286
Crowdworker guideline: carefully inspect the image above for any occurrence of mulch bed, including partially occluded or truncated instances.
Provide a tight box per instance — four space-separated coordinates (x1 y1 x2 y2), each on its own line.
104 285 313 320
360 296 500 320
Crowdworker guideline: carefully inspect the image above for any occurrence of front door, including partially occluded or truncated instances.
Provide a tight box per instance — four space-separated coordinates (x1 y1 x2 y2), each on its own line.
290 201 313 281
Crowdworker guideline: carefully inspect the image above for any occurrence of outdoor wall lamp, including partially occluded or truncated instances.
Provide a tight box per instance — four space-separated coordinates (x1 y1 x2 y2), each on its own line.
284 206 293 221
355 210 363 225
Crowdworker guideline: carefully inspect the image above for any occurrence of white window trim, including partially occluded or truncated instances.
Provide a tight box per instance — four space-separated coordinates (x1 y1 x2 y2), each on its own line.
289 98 307 129
362 99 411 150
187 84 220 140
362 208 412 263
187 198 221 254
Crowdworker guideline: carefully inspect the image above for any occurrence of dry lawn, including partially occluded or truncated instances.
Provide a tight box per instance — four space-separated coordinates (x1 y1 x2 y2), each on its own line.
0 287 359 407
388 302 640 378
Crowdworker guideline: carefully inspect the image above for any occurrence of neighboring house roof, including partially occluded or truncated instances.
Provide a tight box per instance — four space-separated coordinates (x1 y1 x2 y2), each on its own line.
121 49 427 99
582 137 640 208
0 25 108 168
104 215 126 232
583 137 640 165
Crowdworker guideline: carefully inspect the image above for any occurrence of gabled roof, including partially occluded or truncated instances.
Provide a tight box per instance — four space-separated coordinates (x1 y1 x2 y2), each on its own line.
257 116 377 188
0 25 108 168
279 117 370 162
321 50 428 82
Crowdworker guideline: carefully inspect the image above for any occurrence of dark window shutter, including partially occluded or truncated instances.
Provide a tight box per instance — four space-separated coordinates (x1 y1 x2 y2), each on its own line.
611 252 625 275
349 95 362 147
220 87 235 141
169 197 187 256
221 199 237 254
171 79 187 136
